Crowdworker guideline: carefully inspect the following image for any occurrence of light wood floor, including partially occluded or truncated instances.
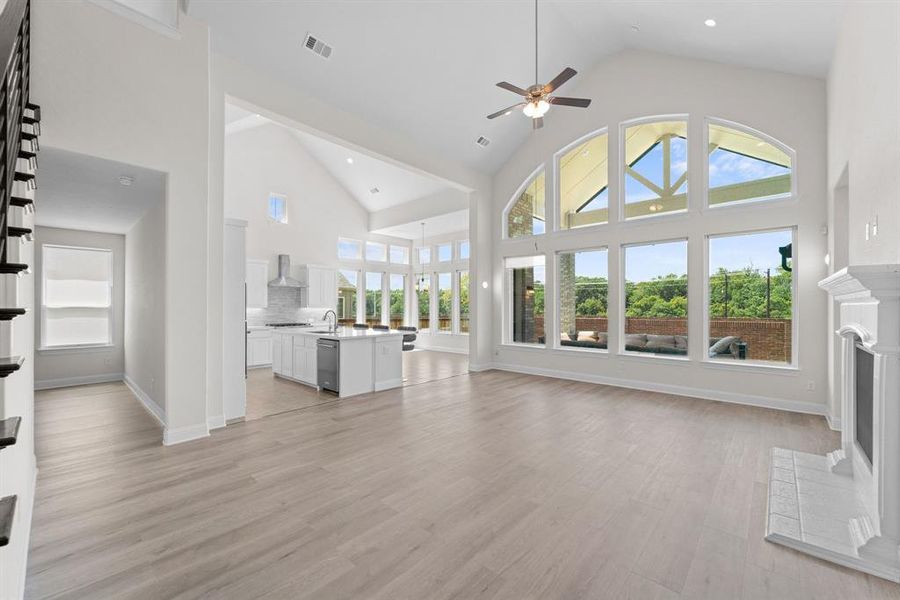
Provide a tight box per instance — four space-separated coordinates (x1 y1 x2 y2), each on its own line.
27 373 900 599
244 350 469 421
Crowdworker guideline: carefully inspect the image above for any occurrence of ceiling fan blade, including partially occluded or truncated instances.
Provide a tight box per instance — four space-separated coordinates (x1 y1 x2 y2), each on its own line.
550 96 592 108
496 81 529 96
543 67 577 93
533 117 544 130
487 103 525 120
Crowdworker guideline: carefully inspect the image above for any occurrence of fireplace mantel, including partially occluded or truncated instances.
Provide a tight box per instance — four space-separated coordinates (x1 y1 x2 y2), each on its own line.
766 264 900 582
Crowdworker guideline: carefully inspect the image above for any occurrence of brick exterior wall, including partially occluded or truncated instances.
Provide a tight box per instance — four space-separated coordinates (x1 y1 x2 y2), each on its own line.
507 192 534 238
558 253 576 336
534 316 792 362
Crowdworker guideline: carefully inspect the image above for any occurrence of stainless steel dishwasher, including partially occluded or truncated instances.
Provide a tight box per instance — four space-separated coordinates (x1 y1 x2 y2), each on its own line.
317 339 339 393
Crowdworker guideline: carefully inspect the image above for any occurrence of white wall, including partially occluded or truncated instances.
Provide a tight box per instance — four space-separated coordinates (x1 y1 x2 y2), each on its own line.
125 200 166 421
491 50 828 414
827 1 900 266
224 123 409 281
33 227 126 388
34 0 210 444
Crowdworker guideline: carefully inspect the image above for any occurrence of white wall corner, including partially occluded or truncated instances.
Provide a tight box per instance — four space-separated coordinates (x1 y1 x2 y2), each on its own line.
124 374 166 427
826 412 842 431
163 423 210 446
207 414 226 430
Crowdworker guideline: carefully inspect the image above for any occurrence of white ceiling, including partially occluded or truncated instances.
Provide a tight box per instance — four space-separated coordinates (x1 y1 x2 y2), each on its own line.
190 1 841 175
38 148 165 234
372 209 469 241
225 102 452 212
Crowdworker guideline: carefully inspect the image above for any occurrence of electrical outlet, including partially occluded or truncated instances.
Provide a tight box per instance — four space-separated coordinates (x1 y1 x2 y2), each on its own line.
806 380 815 392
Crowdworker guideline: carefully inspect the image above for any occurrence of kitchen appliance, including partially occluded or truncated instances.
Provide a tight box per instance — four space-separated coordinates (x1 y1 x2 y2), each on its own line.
317 339 339 393
268 254 303 287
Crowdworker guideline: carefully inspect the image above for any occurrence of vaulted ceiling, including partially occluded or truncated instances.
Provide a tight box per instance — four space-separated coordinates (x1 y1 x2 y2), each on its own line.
191 1 841 175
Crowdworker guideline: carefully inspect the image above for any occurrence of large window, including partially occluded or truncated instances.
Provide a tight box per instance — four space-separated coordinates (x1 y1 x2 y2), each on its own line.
623 240 688 355
417 274 430 330
506 170 545 238
389 274 406 328
559 131 609 229
338 238 362 261
365 241 387 262
337 269 358 325
365 272 383 325
622 119 688 219
708 229 794 364
558 249 608 350
437 272 452 332
505 255 545 345
389 245 409 265
708 121 792 207
41 245 113 348
458 270 470 334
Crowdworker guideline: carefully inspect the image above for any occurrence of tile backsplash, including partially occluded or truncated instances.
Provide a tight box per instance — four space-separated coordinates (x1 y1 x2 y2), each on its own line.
246 287 331 326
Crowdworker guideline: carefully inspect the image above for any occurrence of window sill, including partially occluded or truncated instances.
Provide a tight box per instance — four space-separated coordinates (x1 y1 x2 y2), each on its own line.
39 344 115 355
618 351 689 363
551 346 609 356
701 359 799 376
499 342 546 351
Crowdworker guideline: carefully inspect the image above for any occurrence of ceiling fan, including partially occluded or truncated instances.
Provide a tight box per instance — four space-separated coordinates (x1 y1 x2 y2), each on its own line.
487 0 592 130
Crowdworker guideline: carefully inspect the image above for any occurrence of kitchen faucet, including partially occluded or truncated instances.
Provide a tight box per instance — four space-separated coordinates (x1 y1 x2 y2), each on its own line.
323 310 337 332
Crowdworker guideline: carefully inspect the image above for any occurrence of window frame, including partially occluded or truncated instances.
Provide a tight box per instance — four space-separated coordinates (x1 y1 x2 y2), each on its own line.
337 237 363 261
40 243 115 351
502 254 547 347
365 241 388 263
618 114 691 223
416 246 432 265
502 163 547 240
457 240 470 261
553 246 610 353
457 269 470 335
703 117 797 211
389 244 410 265
336 268 361 324
267 192 288 224
415 272 433 332
554 127 611 233
702 226 799 371
436 271 453 333
619 237 690 361
364 271 386 326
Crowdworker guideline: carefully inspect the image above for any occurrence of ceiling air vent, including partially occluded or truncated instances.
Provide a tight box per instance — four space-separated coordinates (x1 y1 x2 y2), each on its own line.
475 136 491 148
303 33 333 59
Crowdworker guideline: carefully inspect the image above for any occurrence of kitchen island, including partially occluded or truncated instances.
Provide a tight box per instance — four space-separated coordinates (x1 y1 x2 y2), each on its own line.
270 327 403 398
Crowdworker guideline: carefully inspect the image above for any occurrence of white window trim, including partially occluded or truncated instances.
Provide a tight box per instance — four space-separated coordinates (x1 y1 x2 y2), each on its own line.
337 237 364 262
40 244 115 351
619 237 690 358
552 246 609 352
502 254 547 347
502 162 546 240
618 114 691 223
702 226 799 369
703 116 797 211
365 241 388 264
553 126 611 233
267 192 288 225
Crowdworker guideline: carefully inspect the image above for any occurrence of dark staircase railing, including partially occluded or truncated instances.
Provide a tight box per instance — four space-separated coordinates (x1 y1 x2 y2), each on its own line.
0 0 35 549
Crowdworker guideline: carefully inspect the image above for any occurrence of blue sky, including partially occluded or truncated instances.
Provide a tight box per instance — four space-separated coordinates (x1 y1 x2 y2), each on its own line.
709 229 791 274
626 240 688 282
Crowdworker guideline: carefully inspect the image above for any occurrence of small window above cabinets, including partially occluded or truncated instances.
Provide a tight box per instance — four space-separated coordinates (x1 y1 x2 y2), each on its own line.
246 259 269 308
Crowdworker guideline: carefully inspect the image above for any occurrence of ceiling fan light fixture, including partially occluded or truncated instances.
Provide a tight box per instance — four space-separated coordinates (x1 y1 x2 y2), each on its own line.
523 99 550 118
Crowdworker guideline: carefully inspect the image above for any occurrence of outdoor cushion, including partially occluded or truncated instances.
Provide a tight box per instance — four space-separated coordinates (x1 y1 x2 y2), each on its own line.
646 335 678 351
577 330 599 342
674 335 688 350
709 335 741 357
596 332 609 346
624 334 647 349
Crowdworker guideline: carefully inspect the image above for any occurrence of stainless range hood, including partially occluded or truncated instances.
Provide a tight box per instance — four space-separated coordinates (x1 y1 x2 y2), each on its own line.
268 254 303 288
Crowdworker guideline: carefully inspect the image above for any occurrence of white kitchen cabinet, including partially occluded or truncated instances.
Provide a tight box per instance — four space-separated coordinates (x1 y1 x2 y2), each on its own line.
272 332 282 374
374 336 402 391
247 329 273 367
246 259 269 308
299 265 336 310
290 337 318 385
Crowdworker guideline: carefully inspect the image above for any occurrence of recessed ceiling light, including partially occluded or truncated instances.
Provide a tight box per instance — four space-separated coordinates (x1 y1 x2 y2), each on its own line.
370 187 380 194
346 157 354 164
704 18 717 27
630 25 640 32
118 175 134 186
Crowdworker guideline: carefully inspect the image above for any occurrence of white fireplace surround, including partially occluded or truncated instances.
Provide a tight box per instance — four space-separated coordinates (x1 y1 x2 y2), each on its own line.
765 265 900 581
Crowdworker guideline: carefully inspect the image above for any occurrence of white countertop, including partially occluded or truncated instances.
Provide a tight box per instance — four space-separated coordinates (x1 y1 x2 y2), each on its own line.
273 326 403 341
248 325 274 331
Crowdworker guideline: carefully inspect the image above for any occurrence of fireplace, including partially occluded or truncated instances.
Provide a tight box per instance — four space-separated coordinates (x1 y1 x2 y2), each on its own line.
765 265 900 582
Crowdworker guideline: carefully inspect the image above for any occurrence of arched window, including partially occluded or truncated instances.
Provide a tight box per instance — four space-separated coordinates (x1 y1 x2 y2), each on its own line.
622 118 689 220
558 130 609 230
707 119 794 207
505 168 546 238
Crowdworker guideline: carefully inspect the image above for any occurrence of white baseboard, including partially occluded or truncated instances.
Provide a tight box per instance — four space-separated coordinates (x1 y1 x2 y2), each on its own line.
34 372 123 390
123 375 166 427
826 413 842 431
467 362 493 372
416 345 469 355
207 414 226 430
491 362 828 417
163 423 209 446
375 378 403 391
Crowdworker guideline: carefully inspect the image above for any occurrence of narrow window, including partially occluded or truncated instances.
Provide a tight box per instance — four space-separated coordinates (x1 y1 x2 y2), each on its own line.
417 274 431 331
389 273 406 328
267 193 288 224
365 272 384 325
458 240 470 260
505 255 545 345
506 170 546 238
437 272 452 332
337 269 359 325
437 243 452 262
458 270 470 334
558 249 608 350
